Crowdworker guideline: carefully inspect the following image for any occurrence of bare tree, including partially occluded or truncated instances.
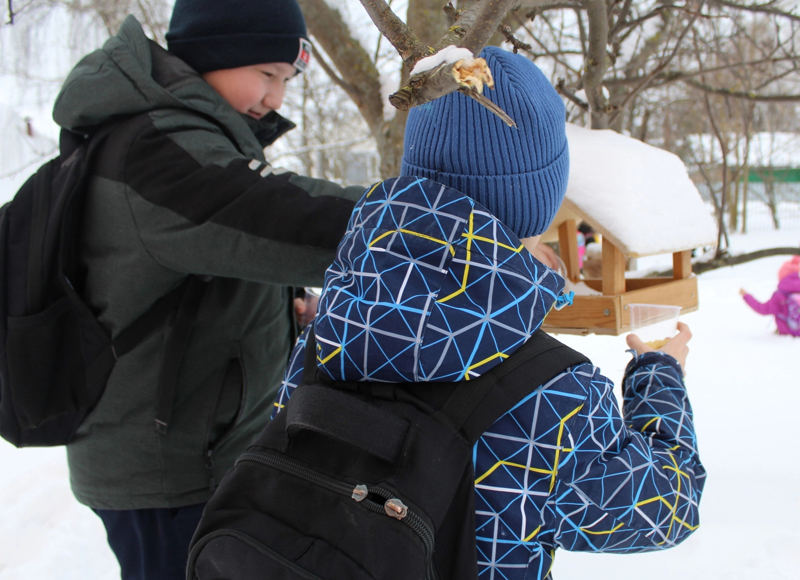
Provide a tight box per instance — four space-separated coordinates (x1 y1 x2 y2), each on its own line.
291 0 800 178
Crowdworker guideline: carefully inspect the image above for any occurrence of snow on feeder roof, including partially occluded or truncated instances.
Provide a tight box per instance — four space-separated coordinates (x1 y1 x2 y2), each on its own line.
541 124 717 336
543 123 718 258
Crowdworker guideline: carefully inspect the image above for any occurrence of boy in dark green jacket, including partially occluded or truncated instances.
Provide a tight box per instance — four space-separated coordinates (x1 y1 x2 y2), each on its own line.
51 0 363 577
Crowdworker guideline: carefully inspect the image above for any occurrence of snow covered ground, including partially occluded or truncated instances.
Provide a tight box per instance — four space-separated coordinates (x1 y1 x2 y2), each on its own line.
1 226 798 580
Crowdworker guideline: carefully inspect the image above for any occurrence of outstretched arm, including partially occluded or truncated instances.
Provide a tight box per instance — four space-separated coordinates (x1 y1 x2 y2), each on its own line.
741 291 781 315
553 345 705 553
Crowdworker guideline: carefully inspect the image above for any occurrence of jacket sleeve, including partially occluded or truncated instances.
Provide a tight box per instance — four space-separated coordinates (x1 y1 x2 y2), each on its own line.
119 114 364 287
553 352 705 553
271 325 311 418
743 292 780 315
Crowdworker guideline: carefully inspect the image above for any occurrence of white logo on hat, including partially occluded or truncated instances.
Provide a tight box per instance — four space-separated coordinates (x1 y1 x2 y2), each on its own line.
294 38 312 72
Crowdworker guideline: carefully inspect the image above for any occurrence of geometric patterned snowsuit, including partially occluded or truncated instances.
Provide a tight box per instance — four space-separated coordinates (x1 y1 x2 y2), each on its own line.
273 177 706 579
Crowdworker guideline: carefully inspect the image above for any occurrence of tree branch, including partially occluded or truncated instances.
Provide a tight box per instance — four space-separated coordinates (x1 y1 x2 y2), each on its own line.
652 248 800 276
436 0 516 54
389 56 496 110
298 0 384 133
557 77 590 110
357 0 427 63
7 0 14 24
498 23 533 52
603 56 800 87
684 77 800 101
443 1 462 22
385 0 518 113
513 12 581 73
609 0 635 37
708 0 800 23
584 0 610 127
609 6 701 125
312 49 361 105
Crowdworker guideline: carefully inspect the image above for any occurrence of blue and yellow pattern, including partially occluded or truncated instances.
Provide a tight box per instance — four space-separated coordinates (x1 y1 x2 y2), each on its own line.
272 177 705 579
311 177 565 383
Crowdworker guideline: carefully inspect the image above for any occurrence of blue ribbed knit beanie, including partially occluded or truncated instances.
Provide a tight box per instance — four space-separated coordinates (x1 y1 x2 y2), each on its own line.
401 47 569 238
166 0 311 74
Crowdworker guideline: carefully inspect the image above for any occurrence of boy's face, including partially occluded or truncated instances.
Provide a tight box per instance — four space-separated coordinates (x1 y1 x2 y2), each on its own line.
202 62 296 120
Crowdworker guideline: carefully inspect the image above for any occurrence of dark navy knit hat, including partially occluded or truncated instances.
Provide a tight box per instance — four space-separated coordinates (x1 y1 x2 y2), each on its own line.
166 0 312 74
401 47 569 238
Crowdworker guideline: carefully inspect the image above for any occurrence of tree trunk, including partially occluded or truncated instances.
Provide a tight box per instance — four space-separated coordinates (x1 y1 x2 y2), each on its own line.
764 171 780 229
584 0 610 129
730 169 739 232
742 162 749 233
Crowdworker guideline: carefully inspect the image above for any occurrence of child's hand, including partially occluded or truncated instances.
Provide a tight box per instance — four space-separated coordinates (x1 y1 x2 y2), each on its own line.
739 288 747 297
626 322 692 374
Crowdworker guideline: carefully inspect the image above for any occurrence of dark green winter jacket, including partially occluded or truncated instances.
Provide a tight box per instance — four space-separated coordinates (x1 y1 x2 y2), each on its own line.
53 15 363 509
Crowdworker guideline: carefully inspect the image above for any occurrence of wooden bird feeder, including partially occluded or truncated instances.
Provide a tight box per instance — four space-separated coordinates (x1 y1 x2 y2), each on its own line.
541 124 718 336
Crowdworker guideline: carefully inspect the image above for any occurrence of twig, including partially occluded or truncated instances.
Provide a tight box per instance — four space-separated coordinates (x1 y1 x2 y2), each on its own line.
357 0 425 63
709 0 800 23
460 86 517 127
602 56 800 87
513 12 580 74
312 48 361 105
458 0 516 54
556 77 590 111
443 1 462 22
498 24 532 53
7 0 14 24
609 6 701 126
684 78 800 101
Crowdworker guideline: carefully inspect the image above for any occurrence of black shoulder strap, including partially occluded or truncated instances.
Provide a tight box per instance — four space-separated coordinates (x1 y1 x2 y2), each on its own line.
153 276 208 434
434 330 590 444
301 324 321 387
296 326 588 447
68 119 211 435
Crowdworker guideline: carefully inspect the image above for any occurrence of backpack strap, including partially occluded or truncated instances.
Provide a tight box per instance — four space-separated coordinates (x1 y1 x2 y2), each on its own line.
65 119 212 435
289 325 410 462
433 329 590 445
297 325 589 448
153 275 209 434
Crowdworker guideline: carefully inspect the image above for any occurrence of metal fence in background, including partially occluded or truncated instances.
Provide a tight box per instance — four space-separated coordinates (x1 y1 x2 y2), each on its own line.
696 182 800 233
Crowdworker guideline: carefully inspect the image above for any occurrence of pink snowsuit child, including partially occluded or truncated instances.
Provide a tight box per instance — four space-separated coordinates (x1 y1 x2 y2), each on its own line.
741 256 800 336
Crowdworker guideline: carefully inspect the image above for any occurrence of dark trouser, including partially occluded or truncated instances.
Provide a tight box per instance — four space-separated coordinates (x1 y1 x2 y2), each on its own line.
93 503 206 580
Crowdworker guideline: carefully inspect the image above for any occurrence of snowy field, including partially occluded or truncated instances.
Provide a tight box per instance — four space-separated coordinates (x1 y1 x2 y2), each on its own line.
1 226 799 579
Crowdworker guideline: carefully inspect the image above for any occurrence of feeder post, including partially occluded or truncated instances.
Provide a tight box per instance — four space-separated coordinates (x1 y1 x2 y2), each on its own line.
673 250 692 280
557 219 580 282
602 239 626 295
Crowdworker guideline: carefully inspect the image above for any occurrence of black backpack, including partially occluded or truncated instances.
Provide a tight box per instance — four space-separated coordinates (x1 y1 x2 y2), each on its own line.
187 326 588 580
0 122 206 448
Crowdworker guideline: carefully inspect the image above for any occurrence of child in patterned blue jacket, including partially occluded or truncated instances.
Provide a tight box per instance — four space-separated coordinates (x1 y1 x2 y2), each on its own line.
273 47 705 579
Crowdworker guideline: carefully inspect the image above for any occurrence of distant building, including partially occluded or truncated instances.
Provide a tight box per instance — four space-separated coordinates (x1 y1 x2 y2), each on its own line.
685 132 800 203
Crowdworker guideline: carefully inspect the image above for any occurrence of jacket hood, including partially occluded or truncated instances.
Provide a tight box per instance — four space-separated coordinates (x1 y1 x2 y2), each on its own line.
779 272 800 294
53 15 293 149
313 177 570 383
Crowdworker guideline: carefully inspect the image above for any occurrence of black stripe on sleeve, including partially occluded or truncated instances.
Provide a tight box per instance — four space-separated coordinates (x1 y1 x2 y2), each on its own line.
124 121 356 251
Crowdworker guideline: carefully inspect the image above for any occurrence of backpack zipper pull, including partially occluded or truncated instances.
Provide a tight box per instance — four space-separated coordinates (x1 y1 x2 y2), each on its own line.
352 485 368 502
384 498 408 520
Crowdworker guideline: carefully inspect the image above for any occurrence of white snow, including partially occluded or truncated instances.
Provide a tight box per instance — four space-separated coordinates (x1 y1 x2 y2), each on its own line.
565 279 603 296
410 46 474 76
565 123 718 257
1 224 799 579
0 106 58 204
